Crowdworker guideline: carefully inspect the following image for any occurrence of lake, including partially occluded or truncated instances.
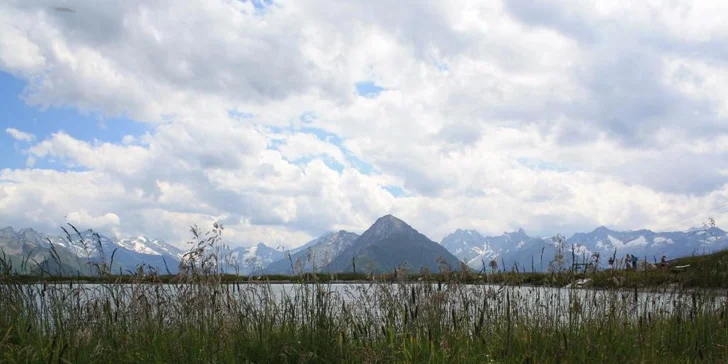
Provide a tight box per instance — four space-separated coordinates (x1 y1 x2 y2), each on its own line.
15 281 726 328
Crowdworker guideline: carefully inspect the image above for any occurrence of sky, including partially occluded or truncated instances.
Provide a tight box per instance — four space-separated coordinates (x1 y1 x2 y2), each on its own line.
1 0 728 248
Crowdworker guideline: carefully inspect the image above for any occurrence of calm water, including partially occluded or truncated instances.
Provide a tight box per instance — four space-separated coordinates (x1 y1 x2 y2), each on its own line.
17 282 726 323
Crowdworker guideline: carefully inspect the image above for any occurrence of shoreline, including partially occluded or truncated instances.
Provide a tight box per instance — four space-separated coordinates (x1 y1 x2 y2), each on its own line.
4 278 727 294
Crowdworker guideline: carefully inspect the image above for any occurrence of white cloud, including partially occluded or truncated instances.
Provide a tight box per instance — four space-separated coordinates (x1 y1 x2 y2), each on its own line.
0 0 727 248
66 210 121 230
5 128 35 142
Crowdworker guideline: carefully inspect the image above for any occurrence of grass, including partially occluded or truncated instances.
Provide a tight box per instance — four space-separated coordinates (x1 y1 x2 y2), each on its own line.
1 225 727 363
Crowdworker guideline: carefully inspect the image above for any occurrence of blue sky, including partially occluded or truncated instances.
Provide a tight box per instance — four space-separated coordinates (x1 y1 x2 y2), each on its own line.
1 68 383 177
1 72 149 171
355 81 386 98
1 67 400 196
1 0 727 248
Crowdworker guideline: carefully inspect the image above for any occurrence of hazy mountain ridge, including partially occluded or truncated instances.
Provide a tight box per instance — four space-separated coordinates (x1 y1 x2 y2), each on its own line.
3 220 727 276
441 228 541 269
0 226 289 276
0 227 93 275
116 236 185 259
442 225 728 272
264 231 360 274
225 243 286 274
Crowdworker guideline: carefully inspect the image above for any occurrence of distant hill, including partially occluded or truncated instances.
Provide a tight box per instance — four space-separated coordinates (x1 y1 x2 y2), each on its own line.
326 215 463 273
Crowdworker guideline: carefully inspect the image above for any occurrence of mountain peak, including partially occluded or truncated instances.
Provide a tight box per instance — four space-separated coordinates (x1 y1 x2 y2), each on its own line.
16 227 42 237
366 215 412 239
377 214 403 222
505 228 528 236
327 215 462 273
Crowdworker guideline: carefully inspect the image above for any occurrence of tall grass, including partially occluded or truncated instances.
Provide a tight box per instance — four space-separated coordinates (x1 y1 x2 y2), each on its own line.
1 225 727 363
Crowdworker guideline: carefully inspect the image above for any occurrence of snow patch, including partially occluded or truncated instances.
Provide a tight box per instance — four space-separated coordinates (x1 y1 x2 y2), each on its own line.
653 237 674 246
608 235 624 249
244 245 258 260
572 244 592 256
626 236 648 247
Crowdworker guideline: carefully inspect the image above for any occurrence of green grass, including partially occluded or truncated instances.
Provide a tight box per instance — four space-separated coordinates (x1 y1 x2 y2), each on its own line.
1 271 726 363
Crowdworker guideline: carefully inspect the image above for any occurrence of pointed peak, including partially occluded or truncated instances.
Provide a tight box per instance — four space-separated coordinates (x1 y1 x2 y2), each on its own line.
592 226 612 233
377 214 403 222
364 214 415 237
371 214 409 231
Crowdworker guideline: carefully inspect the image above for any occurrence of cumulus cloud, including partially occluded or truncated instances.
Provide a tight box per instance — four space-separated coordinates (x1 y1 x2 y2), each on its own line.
0 0 727 248
66 211 121 230
5 128 35 142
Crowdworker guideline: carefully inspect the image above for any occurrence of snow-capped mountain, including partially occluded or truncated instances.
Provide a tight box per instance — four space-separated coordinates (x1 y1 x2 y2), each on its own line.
441 225 728 272
264 230 360 274
225 242 285 274
45 229 185 274
566 226 728 262
5 221 728 276
2 227 189 275
48 229 117 258
1 225 296 276
1 227 98 275
116 236 185 259
439 229 496 267
441 228 546 270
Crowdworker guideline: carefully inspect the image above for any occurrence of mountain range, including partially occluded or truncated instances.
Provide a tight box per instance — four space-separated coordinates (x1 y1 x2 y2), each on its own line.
264 230 360 274
1 216 726 276
441 225 728 272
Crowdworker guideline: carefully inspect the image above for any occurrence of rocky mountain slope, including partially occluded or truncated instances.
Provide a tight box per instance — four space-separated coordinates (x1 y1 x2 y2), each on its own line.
264 231 360 274
326 215 463 273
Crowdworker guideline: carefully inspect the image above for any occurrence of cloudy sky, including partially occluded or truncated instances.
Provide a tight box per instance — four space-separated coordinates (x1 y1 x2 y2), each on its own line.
2 0 728 248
